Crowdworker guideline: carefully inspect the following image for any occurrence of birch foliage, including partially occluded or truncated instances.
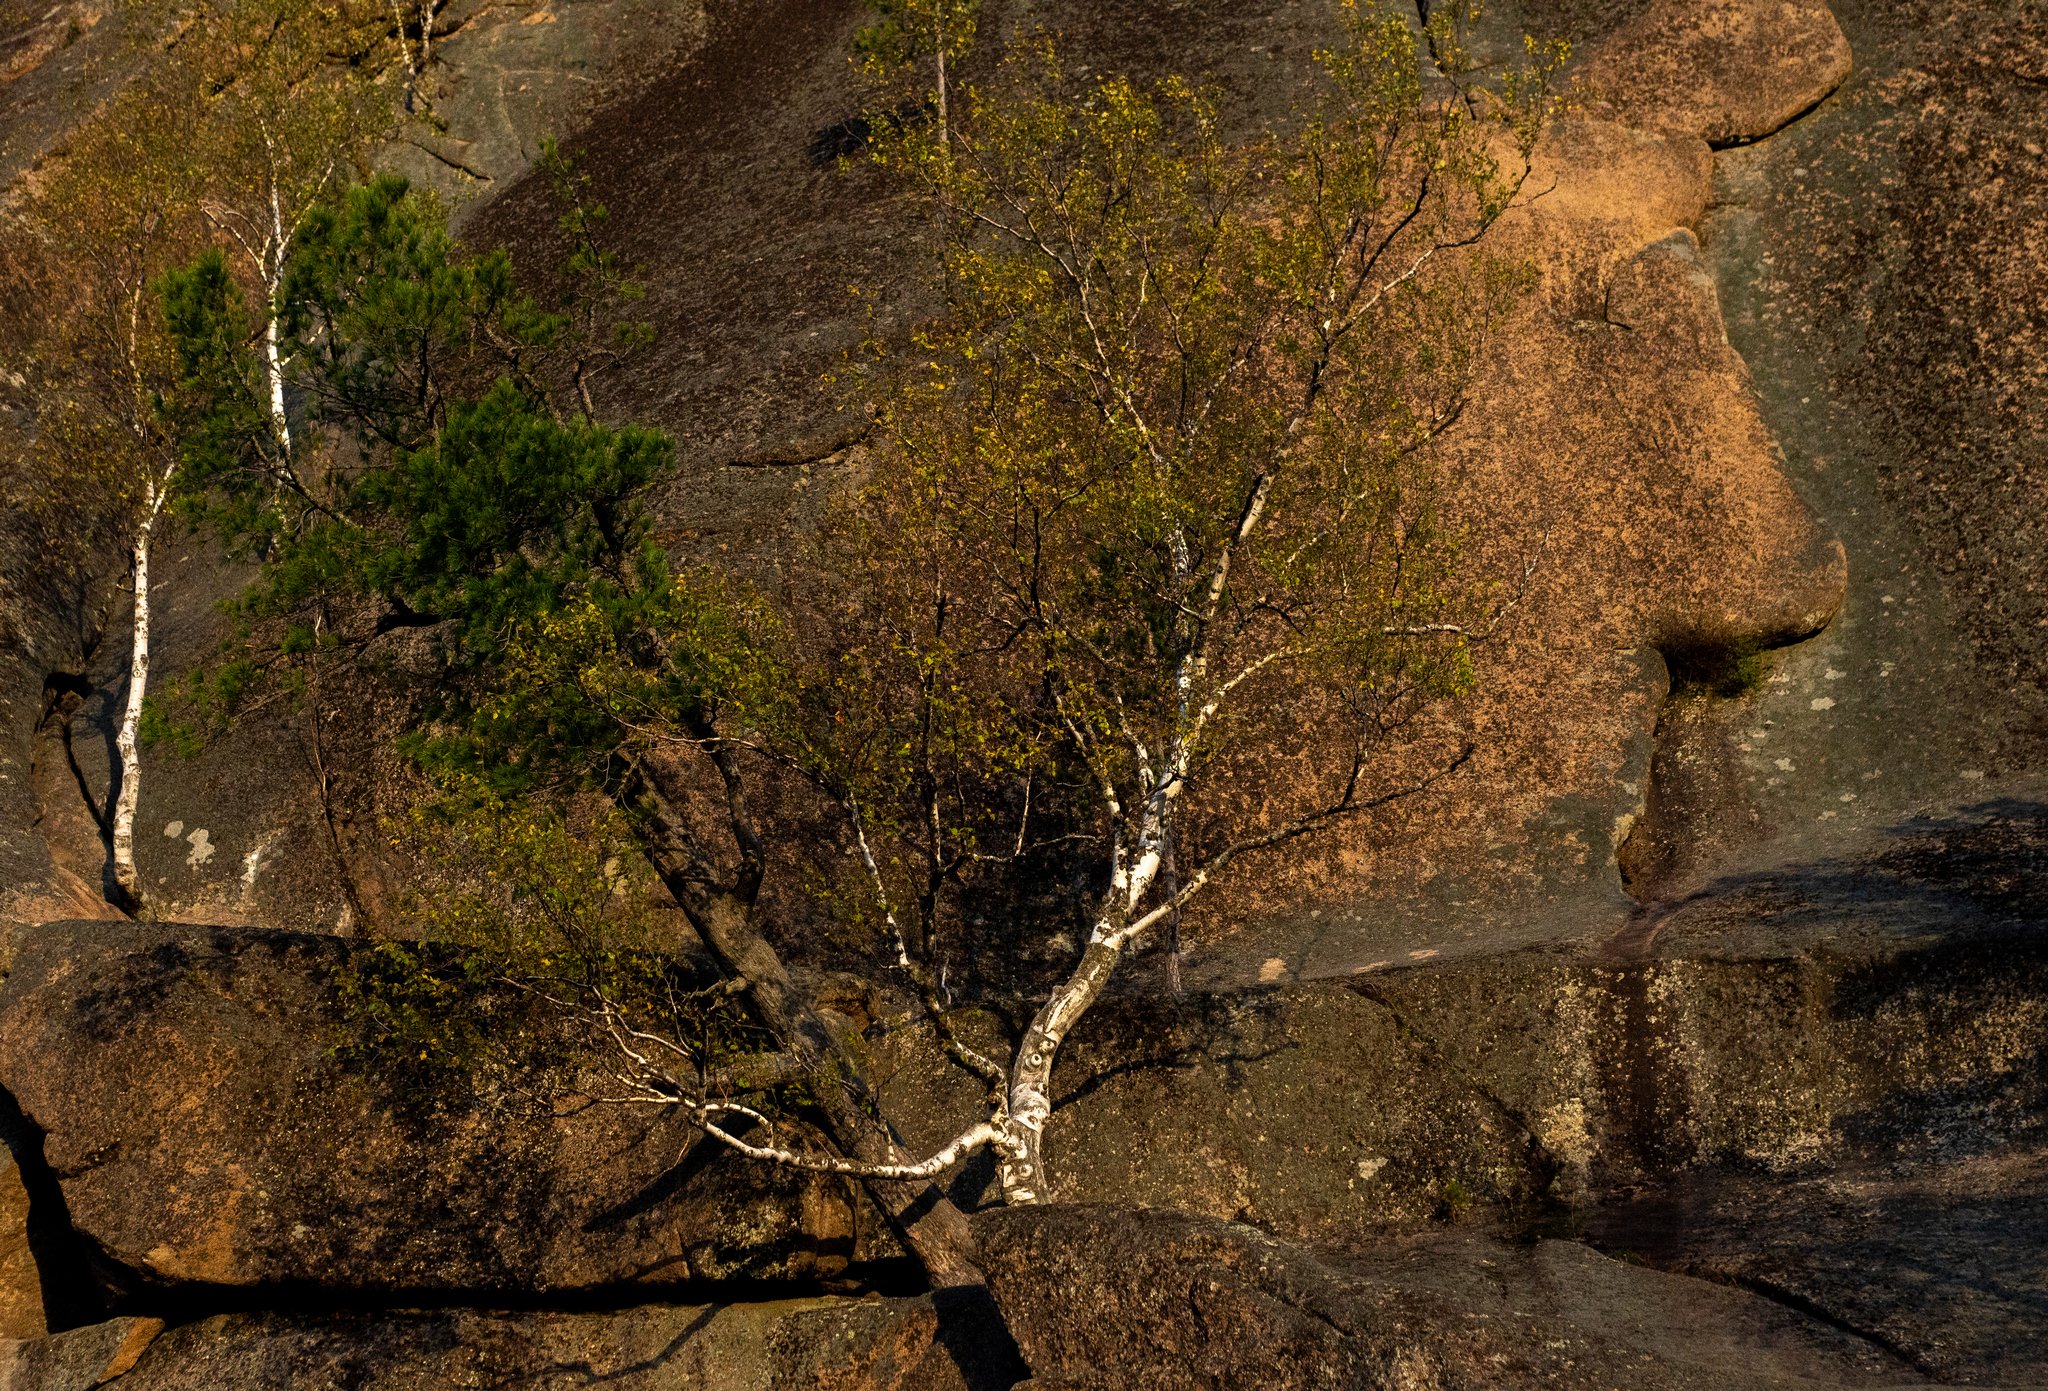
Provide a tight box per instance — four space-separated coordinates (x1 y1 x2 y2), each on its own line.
160 0 1563 1284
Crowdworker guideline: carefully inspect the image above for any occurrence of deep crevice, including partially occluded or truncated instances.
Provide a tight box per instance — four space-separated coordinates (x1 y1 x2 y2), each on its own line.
1705 79 1852 151
0 1083 112 1332
1721 1272 1945 1379
1616 629 1827 912
90 1257 931 1325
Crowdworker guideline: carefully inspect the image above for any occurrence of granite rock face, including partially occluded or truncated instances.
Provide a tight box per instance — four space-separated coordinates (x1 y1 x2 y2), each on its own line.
1579 0 1855 146
0 1299 985 1391
0 0 2042 1386
976 1205 1927 1390
0 0 1851 975
0 922 882 1297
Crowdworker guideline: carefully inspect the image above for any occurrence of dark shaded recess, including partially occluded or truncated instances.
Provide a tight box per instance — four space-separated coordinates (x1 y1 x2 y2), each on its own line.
462 0 1352 485
930 1283 1031 1390
85 1263 937 1325
1588 961 1696 1185
0 1083 112 1331
1618 626 1827 905
38 670 92 707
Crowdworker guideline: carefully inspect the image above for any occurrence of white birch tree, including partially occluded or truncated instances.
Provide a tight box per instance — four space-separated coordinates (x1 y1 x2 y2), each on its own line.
386 0 448 112
9 76 207 903
186 0 390 491
186 0 1561 1287
6 1 394 907
466 0 1563 1221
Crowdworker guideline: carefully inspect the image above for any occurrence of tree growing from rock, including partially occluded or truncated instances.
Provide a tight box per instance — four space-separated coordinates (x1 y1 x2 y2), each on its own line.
4 73 208 904
165 1 1561 1286
1 0 401 907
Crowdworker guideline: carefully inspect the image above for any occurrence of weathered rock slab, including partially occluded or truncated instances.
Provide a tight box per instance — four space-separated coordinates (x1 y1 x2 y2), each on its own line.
0 1316 160 1391
0 922 879 1296
0 1299 976 1391
1580 0 1854 146
885 830 2048 1233
974 1205 1931 1389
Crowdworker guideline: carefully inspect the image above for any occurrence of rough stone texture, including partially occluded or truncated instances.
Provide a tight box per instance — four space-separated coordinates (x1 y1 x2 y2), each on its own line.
975 1206 1930 1389
0 3 140 188
382 0 715 215
0 1316 160 1391
0 1299 980 1391
1578 0 1855 146
0 1159 41 1341
1626 0 2048 906
1591 1148 2048 1386
0 922 886 1296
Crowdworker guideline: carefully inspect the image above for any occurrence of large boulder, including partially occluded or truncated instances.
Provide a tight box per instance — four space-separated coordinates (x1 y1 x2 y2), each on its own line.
883 810 2048 1231
0 922 888 1296
1578 0 1855 146
0 1298 987 1391
974 1205 1928 1389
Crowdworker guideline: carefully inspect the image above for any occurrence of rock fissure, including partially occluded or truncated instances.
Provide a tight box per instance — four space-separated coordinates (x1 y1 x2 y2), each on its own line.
0 1084 109 1334
1718 1270 1944 1380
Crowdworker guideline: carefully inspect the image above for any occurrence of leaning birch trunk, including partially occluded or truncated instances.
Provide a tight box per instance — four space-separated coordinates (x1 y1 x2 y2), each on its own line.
997 932 1127 1204
111 484 164 901
998 826 1168 1204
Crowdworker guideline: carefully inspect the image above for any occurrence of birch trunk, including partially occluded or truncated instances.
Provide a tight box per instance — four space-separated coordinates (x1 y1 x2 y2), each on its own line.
263 205 293 460
997 745 1185 1202
111 486 163 900
997 933 1127 1204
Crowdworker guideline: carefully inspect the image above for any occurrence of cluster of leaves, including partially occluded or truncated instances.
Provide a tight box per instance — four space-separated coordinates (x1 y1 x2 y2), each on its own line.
794 4 1564 970
151 172 671 746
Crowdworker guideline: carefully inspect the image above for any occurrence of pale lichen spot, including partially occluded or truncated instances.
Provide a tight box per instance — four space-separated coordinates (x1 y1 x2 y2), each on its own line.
185 828 215 870
1810 696 1836 711
1257 957 1287 983
1537 1098 1594 1169
163 820 184 839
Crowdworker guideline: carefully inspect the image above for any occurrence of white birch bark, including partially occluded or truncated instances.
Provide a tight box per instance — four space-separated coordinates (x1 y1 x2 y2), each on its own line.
111 482 166 900
998 797 1172 1203
263 185 293 461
